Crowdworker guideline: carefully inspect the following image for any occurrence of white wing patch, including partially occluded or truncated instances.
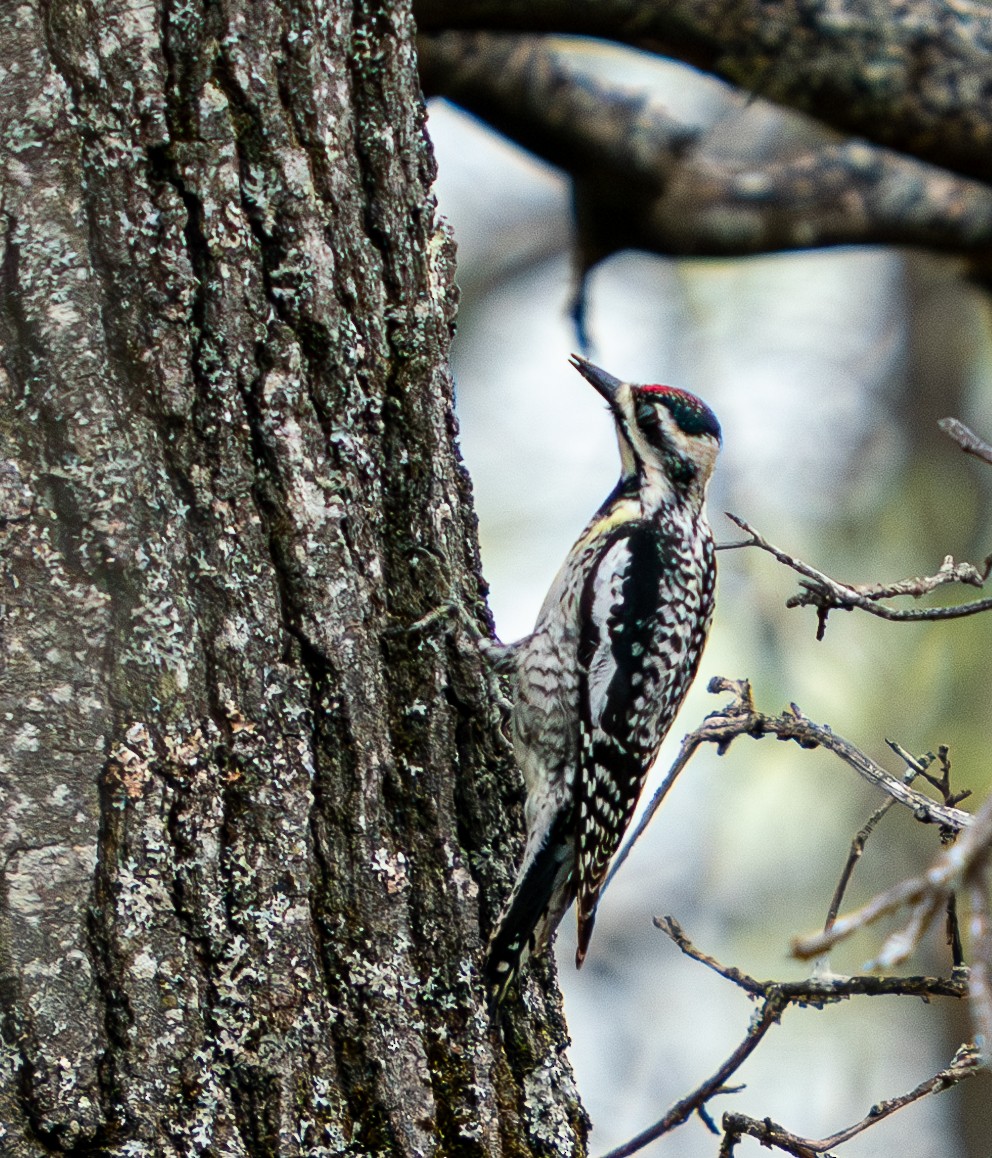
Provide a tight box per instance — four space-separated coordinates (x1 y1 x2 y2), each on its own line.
583 536 633 729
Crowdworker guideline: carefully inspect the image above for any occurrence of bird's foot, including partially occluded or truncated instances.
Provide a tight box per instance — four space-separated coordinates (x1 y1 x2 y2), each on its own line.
398 599 516 718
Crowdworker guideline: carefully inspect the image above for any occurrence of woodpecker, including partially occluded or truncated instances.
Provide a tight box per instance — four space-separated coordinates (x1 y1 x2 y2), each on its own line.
485 355 721 1006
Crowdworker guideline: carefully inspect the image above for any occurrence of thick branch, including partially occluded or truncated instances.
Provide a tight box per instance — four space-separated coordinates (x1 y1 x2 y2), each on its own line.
420 32 992 264
419 32 693 189
414 0 992 186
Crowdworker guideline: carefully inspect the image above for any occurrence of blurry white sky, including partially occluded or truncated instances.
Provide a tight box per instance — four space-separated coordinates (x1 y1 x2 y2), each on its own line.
427 42 989 1158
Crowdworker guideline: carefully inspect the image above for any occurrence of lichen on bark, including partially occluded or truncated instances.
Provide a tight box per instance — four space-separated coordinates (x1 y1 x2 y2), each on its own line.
0 1 585 1154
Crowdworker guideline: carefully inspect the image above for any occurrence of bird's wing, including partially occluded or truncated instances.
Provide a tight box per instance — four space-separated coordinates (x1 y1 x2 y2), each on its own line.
574 522 685 964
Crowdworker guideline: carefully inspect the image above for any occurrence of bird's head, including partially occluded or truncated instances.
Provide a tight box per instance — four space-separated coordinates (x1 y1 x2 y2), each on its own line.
569 354 721 504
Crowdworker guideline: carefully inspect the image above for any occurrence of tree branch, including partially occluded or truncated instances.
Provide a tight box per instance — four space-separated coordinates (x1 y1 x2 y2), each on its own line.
419 32 992 266
599 995 786 1158
792 789 992 966
601 918 969 1158
414 0 992 185
606 677 970 900
720 1043 982 1157
596 673 985 1158
823 792 901 938
725 512 992 639
939 417 992 466
656 916 968 1003
419 32 693 188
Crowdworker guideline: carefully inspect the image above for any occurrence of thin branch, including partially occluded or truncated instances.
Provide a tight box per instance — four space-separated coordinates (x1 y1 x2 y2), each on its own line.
655 916 765 997
939 416 992 465
656 916 968 1003
603 718 713 892
881 743 968 965
720 1043 982 1156
819 740 945 947
904 744 973 811
926 746 970 963
605 678 970 902
946 893 965 969
599 997 787 1158
793 790 992 963
795 882 927 965
823 795 900 936
603 920 968 1158
726 512 992 637
603 678 981 996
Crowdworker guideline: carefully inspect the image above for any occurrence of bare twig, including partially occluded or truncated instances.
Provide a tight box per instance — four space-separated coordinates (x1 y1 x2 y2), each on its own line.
603 719 714 892
604 678 971 901
726 512 992 638
915 744 972 811
655 916 765 997
923 746 970 965
793 790 992 964
724 418 992 635
939 416 992 465
817 738 939 943
599 997 786 1158
947 894 965 968
720 1043 982 1156
823 795 900 935
603 920 968 1158
603 679 983 1030
888 741 971 811
886 739 930 775
656 917 968 1004
881 743 967 965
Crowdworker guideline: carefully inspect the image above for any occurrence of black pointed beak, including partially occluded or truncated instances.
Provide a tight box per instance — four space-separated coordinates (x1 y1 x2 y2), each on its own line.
569 354 623 405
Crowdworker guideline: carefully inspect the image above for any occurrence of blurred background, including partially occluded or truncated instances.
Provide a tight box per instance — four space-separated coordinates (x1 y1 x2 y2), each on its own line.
427 40 992 1158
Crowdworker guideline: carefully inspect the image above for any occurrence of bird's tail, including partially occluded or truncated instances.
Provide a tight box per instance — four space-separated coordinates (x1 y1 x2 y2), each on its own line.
484 810 575 1007
574 884 601 968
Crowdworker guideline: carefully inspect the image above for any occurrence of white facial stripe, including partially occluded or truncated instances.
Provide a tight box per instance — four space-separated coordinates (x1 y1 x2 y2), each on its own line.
615 389 720 494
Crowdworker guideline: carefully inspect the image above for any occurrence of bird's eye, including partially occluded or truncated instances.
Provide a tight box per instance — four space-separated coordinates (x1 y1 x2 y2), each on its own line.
636 401 658 427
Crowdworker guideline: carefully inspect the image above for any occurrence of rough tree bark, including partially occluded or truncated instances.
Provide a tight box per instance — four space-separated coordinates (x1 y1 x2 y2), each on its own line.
0 2 584 1154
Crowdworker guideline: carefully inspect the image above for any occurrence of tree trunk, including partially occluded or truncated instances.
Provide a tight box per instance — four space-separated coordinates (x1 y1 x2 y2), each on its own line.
0 2 584 1153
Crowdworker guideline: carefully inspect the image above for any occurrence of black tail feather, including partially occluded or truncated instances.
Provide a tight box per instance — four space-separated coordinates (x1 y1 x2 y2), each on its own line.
484 811 575 1008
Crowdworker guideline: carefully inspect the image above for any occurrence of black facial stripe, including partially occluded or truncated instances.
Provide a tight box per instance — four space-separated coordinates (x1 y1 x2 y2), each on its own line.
637 392 721 442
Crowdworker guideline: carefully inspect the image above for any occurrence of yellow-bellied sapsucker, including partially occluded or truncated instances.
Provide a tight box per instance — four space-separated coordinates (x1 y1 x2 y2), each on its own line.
485 355 721 1006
